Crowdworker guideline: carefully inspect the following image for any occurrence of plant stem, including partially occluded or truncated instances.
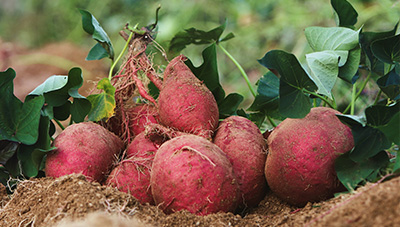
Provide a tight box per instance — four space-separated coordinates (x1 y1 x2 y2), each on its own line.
343 72 372 114
373 90 383 105
53 119 65 130
108 31 134 80
303 90 336 109
217 44 257 98
350 83 356 115
266 115 277 128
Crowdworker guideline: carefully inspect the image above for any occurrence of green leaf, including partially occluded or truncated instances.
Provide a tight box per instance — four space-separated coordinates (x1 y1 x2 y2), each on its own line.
377 68 400 100
331 0 358 28
359 23 398 74
349 124 392 162
365 102 399 127
87 78 116 121
377 111 400 145
86 43 110 61
371 34 400 64
0 140 19 165
258 50 317 118
0 69 44 144
339 48 361 83
305 27 360 51
335 151 390 191
53 101 71 121
186 44 225 103
218 93 244 118
80 9 114 60
306 50 348 98
169 22 233 53
248 72 280 117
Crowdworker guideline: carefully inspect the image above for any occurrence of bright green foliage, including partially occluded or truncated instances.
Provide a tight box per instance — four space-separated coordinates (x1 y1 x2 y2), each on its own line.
87 78 116 122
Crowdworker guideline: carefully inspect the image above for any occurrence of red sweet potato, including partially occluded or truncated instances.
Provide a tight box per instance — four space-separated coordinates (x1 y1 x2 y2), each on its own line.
125 130 164 159
265 107 354 206
157 55 219 139
150 134 240 215
128 104 160 137
45 122 124 183
106 157 154 205
213 116 268 208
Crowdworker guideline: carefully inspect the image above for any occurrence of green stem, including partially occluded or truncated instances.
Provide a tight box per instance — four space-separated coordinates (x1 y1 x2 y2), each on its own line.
266 115 277 128
343 72 372 114
54 119 65 131
217 44 257 98
108 31 134 80
373 90 383 105
303 90 336 109
350 83 356 115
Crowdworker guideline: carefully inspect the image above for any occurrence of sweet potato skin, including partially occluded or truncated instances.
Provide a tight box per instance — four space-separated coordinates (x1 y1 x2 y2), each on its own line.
106 157 154 205
128 104 159 137
45 122 124 183
213 116 268 208
265 107 354 206
150 134 240 215
157 55 219 139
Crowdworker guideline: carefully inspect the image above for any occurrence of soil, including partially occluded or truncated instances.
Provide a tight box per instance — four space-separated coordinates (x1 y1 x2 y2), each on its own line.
0 174 399 227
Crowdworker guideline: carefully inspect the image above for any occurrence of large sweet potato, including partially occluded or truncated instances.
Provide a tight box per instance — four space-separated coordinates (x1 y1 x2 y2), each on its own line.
150 134 240 215
45 122 124 183
265 107 354 206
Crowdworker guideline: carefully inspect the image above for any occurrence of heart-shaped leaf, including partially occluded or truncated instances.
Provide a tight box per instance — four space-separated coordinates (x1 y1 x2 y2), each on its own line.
331 0 358 28
335 150 389 190
0 68 45 145
248 71 280 115
359 23 398 74
305 27 360 51
258 50 317 118
377 111 400 145
339 48 361 83
371 34 400 64
169 22 234 53
87 78 116 121
306 50 348 98
365 102 399 127
80 9 114 60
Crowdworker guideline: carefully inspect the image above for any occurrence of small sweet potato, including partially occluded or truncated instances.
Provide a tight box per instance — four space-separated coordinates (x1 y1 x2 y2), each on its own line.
265 107 354 206
213 116 267 209
45 122 124 183
150 134 240 215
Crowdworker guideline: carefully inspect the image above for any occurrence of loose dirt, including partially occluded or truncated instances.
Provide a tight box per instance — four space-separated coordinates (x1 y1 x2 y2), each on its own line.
0 174 399 227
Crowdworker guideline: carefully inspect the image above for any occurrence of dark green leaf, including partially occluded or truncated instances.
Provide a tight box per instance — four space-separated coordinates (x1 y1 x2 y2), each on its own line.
349 124 392 162
359 23 398 74
339 48 361 83
70 99 91 123
335 151 390 191
371 34 400 64
248 72 280 117
169 22 231 53
86 43 110 61
17 115 54 177
87 78 116 121
331 0 358 28
80 9 114 60
186 43 225 103
258 50 317 118
377 111 400 145
0 140 19 165
377 68 400 100
53 101 71 121
4 152 20 178
365 102 399 127
218 93 244 118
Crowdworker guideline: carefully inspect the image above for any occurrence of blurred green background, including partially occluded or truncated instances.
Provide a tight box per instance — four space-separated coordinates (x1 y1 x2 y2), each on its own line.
0 0 399 106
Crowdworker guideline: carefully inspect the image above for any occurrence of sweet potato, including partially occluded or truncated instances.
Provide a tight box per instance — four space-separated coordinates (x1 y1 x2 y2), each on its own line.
128 104 160 137
125 130 164 159
150 134 240 215
45 122 124 183
106 157 154 205
157 55 219 139
213 116 267 208
265 107 354 206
